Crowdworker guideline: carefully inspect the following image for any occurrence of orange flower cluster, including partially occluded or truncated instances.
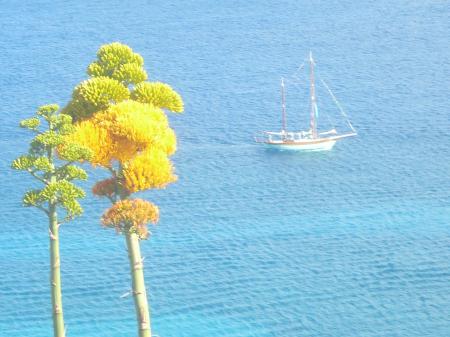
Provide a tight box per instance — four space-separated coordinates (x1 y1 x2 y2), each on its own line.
102 199 159 239
92 178 118 197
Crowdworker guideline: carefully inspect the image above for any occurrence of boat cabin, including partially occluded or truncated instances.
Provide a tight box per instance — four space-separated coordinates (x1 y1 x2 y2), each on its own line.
265 131 312 143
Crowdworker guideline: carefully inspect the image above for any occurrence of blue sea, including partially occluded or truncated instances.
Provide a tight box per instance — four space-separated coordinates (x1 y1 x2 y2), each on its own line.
1 1 450 336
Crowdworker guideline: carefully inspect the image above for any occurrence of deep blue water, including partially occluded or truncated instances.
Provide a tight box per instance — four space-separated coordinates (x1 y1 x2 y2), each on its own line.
1 1 450 336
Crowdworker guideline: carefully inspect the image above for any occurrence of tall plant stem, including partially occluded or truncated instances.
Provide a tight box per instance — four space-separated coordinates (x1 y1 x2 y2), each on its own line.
126 232 151 337
49 202 65 337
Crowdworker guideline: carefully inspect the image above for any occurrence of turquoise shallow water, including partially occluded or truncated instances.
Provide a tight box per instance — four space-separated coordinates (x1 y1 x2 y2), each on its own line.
1 1 450 336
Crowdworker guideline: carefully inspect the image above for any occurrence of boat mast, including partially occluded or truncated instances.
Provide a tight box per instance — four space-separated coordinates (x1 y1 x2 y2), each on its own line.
281 77 287 137
309 51 318 138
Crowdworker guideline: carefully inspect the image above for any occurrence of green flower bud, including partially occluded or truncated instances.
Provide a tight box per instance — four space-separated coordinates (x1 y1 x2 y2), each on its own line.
132 82 184 113
20 117 40 130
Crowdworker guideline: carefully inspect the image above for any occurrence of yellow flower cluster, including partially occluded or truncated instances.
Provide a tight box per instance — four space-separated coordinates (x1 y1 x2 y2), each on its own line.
122 148 177 193
67 100 177 192
101 199 159 239
65 120 113 166
93 100 176 155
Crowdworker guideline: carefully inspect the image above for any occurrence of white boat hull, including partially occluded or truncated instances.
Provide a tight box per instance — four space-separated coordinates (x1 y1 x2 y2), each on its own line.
257 133 356 152
265 139 337 151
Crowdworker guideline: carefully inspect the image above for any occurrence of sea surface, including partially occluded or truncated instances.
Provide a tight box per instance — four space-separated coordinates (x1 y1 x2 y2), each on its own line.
1 1 450 336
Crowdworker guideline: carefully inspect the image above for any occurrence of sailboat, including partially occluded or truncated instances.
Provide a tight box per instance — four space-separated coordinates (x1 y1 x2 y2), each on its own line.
255 52 357 151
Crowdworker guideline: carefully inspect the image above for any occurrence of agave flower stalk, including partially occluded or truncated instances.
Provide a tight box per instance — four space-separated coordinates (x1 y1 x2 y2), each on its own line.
65 42 183 337
11 104 91 337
